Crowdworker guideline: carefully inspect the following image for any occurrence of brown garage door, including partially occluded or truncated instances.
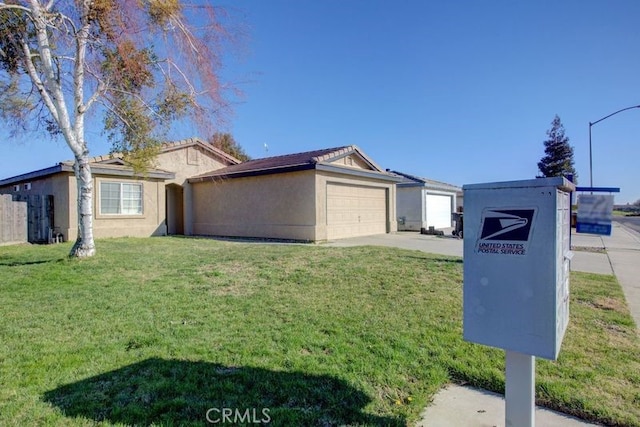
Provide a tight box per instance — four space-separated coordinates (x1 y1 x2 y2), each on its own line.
326 183 387 239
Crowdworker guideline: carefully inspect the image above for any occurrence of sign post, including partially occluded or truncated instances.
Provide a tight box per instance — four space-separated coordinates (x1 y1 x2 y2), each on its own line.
462 177 575 427
505 351 535 426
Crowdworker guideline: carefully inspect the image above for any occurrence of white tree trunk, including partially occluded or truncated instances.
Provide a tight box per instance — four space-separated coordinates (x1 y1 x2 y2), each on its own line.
23 0 97 257
70 151 96 257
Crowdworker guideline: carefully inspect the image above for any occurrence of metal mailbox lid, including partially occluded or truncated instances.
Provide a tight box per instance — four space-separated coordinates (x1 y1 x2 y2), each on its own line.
463 176 575 193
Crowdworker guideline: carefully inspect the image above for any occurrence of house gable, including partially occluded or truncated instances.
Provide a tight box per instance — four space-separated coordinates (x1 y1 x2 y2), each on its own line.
159 137 241 165
326 153 373 170
50 137 239 186
155 137 241 185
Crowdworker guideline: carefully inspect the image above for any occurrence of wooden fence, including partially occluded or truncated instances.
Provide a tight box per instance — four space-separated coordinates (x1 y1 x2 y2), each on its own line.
0 194 28 245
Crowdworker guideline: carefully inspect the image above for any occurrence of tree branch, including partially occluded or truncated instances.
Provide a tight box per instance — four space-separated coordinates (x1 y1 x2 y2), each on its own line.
0 2 32 13
157 58 197 97
106 86 165 121
81 80 105 113
19 37 59 123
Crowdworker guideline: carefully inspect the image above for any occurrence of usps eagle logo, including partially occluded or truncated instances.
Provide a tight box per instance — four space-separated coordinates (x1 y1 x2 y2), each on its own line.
475 208 537 256
479 209 536 241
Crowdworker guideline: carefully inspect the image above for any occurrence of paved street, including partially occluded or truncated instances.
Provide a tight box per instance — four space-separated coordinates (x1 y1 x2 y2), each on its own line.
604 219 640 329
614 215 640 234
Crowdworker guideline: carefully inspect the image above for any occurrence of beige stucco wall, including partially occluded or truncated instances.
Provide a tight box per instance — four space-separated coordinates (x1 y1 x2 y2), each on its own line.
328 154 371 170
314 170 397 241
154 144 233 234
58 174 75 240
0 144 229 242
89 175 167 240
154 145 230 186
191 170 318 241
192 167 397 242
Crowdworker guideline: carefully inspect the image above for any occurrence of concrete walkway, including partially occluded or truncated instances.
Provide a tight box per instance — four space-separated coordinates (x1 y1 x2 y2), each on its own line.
600 222 640 329
415 384 597 427
325 222 640 426
567 222 640 328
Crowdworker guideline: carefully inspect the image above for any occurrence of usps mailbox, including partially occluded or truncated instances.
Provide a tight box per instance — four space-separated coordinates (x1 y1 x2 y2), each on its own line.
463 177 574 360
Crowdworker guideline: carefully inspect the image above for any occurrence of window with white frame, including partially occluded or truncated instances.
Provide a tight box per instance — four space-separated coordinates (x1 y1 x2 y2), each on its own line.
100 182 143 215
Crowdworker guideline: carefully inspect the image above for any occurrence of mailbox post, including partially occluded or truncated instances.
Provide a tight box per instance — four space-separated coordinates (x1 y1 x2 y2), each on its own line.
463 177 575 427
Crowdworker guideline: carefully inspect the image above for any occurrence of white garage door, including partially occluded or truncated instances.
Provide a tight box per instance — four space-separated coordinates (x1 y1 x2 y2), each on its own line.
327 183 387 239
426 194 452 229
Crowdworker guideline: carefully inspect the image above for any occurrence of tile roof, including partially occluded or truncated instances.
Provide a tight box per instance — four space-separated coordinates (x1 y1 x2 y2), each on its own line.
190 145 380 180
72 137 241 166
0 137 227 185
0 162 174 187
391 170 461 192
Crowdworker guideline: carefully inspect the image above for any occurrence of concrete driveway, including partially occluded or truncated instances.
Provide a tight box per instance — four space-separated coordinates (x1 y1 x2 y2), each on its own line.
324 230 615 275
323 231 463 257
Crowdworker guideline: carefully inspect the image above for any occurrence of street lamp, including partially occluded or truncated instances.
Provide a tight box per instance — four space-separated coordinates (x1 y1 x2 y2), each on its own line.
589 104 640 187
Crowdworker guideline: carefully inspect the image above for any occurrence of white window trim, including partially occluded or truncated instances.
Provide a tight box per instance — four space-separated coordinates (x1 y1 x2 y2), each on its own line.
99 181 144 216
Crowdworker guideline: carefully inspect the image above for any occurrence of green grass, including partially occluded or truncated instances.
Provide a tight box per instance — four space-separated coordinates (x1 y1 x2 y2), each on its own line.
1 237 639 426
613 209 640 216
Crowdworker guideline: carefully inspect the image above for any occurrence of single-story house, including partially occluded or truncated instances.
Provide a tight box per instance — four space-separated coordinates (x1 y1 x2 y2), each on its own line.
0 141 400 243
189 145 401 241
0 138 240 242
391 170 462 231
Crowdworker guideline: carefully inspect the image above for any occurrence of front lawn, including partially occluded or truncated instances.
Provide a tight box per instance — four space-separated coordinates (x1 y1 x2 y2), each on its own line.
0 237 638 426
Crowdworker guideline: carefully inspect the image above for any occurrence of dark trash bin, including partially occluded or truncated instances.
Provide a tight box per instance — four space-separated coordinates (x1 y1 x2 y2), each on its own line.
451 212 463 238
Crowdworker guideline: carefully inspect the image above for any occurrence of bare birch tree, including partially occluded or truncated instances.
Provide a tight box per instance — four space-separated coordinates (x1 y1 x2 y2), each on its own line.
0 0 232 257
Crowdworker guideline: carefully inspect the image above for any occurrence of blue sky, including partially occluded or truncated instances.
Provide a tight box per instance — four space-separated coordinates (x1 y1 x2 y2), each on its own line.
2 1 639 203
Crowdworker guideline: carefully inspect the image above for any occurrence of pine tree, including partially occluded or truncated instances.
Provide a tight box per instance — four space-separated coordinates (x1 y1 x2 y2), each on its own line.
537 115 577 182
209 133 251 162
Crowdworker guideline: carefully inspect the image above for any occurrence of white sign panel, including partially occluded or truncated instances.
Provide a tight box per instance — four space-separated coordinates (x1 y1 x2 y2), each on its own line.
576 194 614 235
463 177 574 360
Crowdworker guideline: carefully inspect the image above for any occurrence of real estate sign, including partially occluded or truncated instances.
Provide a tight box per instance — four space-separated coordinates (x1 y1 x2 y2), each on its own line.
576 194 614 236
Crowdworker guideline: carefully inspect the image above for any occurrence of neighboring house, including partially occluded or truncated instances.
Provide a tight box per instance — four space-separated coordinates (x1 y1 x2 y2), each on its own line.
392 170 462 231
189 145 401 241
0 138 239 243
0 141 399 243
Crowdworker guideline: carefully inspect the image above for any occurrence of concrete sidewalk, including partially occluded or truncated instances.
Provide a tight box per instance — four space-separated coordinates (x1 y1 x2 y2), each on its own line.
599 222 640 329
326 223 640 426
416 384 598 427
569 231 612 275
569 221 640 328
